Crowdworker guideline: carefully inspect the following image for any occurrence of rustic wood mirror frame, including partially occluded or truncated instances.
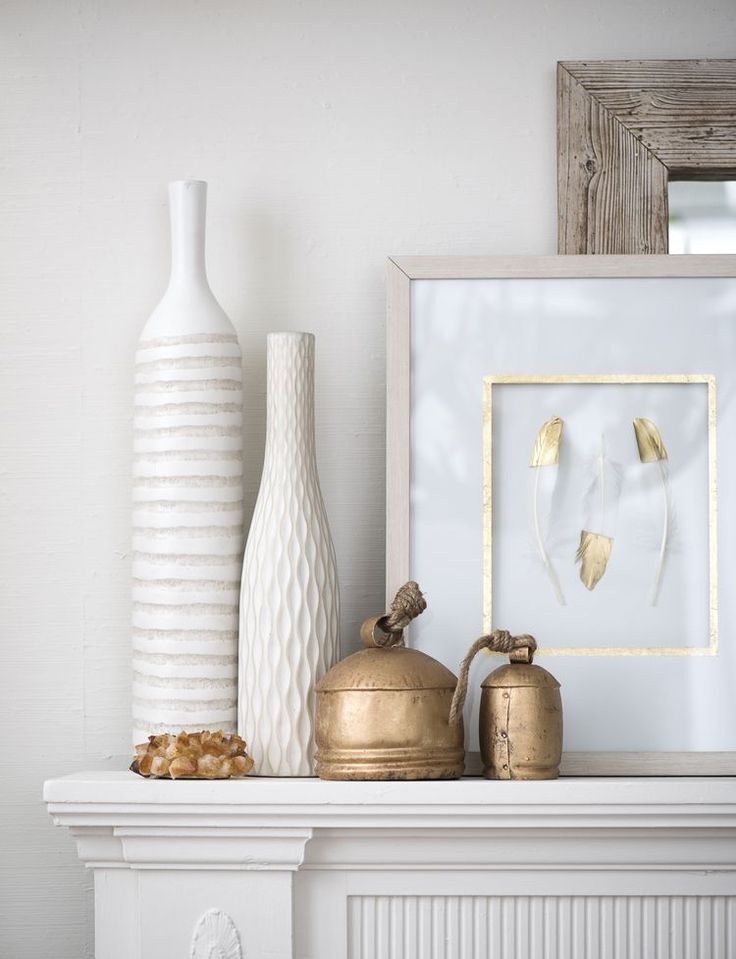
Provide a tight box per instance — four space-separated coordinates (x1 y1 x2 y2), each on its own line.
557 59 736 254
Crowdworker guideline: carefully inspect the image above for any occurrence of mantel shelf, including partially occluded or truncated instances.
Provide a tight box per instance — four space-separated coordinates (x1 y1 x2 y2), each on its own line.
47 769 736 799
45 770 736 827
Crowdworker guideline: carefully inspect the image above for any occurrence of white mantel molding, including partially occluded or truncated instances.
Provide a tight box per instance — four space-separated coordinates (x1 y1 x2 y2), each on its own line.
45 773 736 958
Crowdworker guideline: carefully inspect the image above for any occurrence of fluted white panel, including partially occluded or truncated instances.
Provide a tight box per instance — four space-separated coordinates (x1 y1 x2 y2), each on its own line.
132 331 243 743
347 895 736 959
239 332 339 776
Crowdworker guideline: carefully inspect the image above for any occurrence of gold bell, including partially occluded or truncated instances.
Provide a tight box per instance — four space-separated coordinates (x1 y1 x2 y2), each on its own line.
453 631 563 780
314 584 465 781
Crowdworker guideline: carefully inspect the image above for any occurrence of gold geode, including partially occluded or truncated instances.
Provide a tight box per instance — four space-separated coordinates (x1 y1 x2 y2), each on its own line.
130 730 254 780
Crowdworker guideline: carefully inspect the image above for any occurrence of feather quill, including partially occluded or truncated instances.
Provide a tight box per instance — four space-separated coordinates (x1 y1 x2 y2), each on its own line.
529 417 566 605
575 434 620 591
575 530 613 590
633 417 670 606
580 434 623 534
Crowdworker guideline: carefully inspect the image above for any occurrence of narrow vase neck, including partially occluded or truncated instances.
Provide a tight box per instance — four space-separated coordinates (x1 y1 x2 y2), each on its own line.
265 333 317 468
168 180 209 289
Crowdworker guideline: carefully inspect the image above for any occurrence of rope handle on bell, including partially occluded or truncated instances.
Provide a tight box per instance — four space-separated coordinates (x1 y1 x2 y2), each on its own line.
448 631 537 726
360 581 427 649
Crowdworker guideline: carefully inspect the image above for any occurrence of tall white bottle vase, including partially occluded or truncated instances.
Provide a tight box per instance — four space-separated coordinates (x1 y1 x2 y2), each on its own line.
132 180 243 745
239 332 339 776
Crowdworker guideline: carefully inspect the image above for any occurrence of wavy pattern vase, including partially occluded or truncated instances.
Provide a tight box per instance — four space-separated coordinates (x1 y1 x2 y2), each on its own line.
132 180 243 745
239 332 339 776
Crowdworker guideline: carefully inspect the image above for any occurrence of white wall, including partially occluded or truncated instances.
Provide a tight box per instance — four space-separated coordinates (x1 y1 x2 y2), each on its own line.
2 1 735 955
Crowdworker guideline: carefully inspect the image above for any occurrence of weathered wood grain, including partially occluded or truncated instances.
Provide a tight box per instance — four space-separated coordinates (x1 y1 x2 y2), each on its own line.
558 59 736 253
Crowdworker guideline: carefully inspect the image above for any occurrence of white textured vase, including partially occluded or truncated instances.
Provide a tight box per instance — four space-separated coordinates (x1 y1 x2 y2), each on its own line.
132 180 243 745
239 332 339 776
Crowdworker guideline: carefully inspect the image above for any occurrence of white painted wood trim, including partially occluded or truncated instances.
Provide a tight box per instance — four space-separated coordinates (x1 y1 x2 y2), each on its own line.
384 255 736 776
347 894 736 958
44 771 736 819
45 771 736 958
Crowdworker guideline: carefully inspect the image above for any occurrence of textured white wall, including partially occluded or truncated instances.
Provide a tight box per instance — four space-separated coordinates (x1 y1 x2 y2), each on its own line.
2 1 735 955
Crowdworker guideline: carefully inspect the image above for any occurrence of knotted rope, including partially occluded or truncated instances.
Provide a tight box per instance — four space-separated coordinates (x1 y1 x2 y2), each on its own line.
448 630 537 726
364 581 427 647
384 581 427 632
362 585 536 728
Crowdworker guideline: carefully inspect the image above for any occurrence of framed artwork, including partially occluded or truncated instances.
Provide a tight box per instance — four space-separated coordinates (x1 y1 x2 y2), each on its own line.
386 255 736 774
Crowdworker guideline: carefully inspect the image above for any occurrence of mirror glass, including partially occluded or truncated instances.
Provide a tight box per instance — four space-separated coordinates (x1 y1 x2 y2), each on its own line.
669 181 736 253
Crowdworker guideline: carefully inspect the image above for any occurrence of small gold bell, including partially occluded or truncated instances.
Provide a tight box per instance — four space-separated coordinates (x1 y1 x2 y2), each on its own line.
451 631 563 781
480 644 562 780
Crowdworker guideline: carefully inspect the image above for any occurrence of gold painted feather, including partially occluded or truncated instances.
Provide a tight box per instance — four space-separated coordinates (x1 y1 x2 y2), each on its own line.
633 417 670 605
529 416 563 467
575 530 613 591
529 416 566 605
633 417 668 463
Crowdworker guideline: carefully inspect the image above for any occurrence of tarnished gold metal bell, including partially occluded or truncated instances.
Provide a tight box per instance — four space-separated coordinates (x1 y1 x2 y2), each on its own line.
451 630 563 781
480 644 562 780
315 585 465 781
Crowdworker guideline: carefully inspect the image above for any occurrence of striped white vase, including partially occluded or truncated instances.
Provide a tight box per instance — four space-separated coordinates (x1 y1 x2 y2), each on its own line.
132 180 243 745
239 332 339 776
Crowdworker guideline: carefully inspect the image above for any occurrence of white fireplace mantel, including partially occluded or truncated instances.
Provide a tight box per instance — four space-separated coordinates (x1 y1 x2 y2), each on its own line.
45 772 736 958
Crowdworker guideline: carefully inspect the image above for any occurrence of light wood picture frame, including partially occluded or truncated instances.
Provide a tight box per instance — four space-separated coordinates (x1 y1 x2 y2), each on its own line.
386 254 736 775
557 60 736 255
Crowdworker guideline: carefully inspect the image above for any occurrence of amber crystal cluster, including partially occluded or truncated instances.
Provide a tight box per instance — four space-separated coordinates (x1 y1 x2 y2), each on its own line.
130 730 254 779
